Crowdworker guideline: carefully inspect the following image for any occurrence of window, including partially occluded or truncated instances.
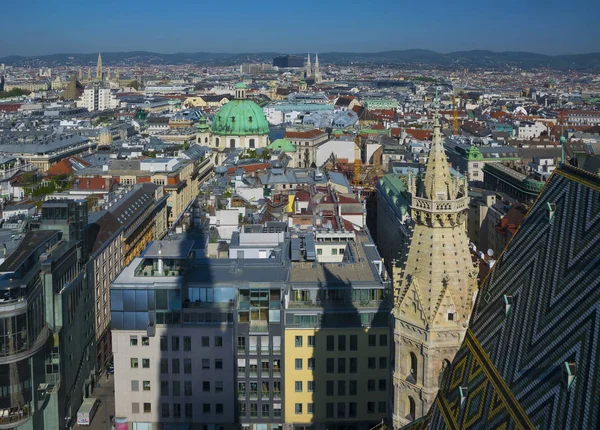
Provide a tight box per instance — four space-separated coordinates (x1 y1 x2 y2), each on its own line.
326 380 334 396
142 336 149 346
338 380 346 396
203 403 210 414
262 403 270 417
249 138 256 149
448 311 454 321
172 336 179 351
408 396 416 420
308 358 315 370
183 336 191 351
349 380 357 396
215 359 223 369
216 404 223 415
203 381 210 392
308 335 315 347
332 248 338 255
273 404 282 418
350 357 357 373
184 358 192 374
161 381 169 396
306 403 314 414
215 336 223 347
379 357 387 369
130 358 138 368
215 137 220 147
162 403 170 419
295 403 303 414
183 380 192 396
230 139 235 148
367 401 375 413
308 381 315 392
143 381 151 391
185 403 192 419
160 359 168 374
202 336 210 347
130 336 138 346
172 359 180 374
326 358 334 373
327 335 334 351
295 358 303 370
349 402 357 418
378 401 386 413
131 380 139 391
368 334 377 347
368 357 376 369
379 379 387 391
143 403 151 413
216 381 223 393
317 248 323 256
380 334 388 346
326 403 334 418
368 380 375 391
350 334 358 350
410 352 418 380
132 403 139 414
142 358 150 369
237 336 246 353
338 335 346 351
172 381 180 396
173 403 181 419
337 402 345 418
202 359 210 369
295 336 303 347
160 336 167 351
239 403 247 417
338 357 346 373
295 381 303 392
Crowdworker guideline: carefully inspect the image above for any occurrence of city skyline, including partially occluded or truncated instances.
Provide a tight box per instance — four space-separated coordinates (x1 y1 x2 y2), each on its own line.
1 0 599 57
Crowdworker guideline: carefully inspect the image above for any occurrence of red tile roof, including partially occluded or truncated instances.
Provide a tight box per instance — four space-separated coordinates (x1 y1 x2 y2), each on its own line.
285 129 327 139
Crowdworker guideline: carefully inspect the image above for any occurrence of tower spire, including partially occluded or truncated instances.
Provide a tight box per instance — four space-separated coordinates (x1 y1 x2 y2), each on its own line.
305 53 311 79
96 53 103 80
423 112 453 200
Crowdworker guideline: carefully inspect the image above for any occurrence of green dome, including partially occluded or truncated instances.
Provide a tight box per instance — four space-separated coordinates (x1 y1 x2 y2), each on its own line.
211 99 270 136
560 136 567 144
235 81 247 89
268 139 297 152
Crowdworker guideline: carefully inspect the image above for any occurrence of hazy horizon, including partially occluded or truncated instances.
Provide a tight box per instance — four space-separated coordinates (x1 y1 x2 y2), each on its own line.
1 0 599 58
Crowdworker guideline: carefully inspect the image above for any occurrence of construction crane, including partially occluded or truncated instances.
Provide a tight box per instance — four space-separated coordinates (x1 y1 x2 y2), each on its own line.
353 133 361 187
453 95 459 135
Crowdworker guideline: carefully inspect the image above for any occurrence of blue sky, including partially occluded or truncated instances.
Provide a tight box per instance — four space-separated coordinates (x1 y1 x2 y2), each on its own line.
1 0 598 57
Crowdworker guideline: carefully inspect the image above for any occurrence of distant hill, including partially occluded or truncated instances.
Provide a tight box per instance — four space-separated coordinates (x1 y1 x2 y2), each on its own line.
2 50 600 70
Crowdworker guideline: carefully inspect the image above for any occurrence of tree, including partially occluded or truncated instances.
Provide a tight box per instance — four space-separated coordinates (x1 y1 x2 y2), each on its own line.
128 80 140 90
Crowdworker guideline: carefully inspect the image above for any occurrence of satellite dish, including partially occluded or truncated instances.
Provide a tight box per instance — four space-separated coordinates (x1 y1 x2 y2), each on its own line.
487 249 494 257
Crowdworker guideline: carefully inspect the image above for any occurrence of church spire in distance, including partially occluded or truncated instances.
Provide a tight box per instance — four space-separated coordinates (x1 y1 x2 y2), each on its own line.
96 53 103 80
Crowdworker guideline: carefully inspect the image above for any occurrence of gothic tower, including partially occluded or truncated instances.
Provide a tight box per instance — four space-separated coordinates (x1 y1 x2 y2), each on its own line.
392 113 478 428
96 52 103 80
314 53 322 84
305 53 311 80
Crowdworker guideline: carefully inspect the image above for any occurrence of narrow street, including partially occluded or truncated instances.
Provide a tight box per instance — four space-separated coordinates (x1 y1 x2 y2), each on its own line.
75 373 115 430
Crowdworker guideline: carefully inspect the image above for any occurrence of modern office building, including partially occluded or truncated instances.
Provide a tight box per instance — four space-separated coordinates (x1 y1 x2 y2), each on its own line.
272 55 305 68
77 83 120 112
0 199 96 429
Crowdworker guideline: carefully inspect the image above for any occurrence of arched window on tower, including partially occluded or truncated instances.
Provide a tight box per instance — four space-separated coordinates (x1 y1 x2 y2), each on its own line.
409 352 418 383
215 138 220 147
230 139 235 148
438 359 452 392
249 139 255 149
407 396 416 421
205 137 208 143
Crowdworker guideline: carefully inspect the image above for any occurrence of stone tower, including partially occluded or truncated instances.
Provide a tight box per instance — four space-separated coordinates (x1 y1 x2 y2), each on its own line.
314 53 322 84
96 52 103 80
305 53 311 80
391 112 477 428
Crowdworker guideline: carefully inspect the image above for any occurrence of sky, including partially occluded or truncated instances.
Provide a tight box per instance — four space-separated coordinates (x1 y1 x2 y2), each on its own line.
1 0 599 57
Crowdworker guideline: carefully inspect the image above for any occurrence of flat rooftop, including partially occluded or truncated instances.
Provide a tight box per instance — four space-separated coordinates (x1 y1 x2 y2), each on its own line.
144 240 195 259
0 230 59 272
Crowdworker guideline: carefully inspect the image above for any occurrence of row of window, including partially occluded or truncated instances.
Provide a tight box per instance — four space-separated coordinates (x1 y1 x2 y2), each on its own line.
159 380 222 396
238 381 282 397
323 379 387 395
292 402 387 417
239 403 282 418
326 334 388 351
160 358 223 374
237 336 282 355
293 356 388 372
157 335 223 352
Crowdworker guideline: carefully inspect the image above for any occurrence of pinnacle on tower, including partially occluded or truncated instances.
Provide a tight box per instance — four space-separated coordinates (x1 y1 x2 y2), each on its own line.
423 112 453 200
96 52 103 80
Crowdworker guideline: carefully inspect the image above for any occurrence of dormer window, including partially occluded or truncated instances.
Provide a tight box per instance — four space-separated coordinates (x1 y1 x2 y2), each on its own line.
504 294 513 316
249 116 253 123
231 116 236 123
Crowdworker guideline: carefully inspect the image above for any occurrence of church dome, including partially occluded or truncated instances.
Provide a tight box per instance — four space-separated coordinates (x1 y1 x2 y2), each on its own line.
211 99 269 137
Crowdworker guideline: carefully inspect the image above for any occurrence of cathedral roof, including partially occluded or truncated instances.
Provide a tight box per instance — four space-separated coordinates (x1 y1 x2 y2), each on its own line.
404 163 600 429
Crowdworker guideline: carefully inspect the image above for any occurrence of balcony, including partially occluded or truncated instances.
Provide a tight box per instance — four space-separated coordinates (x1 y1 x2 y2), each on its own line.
272 391 281 400
261 391 270 400
238 392 246 400
410 196 469 213
0 404 32 429
287 299 387 309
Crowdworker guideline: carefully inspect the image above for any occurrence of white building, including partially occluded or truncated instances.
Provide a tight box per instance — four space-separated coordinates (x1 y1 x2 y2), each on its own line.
77 86 120 111
517 121 547 140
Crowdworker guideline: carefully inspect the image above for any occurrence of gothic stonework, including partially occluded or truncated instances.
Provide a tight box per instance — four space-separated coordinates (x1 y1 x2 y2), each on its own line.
392 113 478 428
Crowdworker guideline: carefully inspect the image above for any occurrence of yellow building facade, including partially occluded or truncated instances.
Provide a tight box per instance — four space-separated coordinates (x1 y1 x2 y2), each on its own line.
285 327 391 427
